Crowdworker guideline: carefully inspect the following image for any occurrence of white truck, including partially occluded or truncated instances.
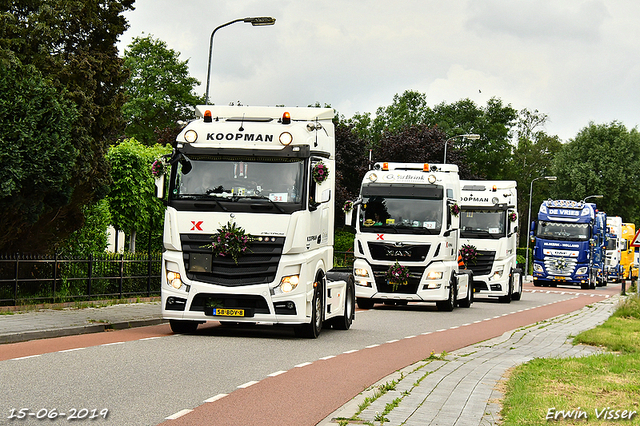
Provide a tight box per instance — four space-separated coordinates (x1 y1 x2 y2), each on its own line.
459 180 522 302
157 105 355 338
606 216 623 282
346 162 472 311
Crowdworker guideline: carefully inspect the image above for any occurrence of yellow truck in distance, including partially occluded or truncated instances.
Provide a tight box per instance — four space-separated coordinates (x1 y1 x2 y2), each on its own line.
621 223 638 282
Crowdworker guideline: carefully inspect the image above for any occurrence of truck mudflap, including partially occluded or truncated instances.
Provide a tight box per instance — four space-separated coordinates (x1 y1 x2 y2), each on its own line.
456 269 474 308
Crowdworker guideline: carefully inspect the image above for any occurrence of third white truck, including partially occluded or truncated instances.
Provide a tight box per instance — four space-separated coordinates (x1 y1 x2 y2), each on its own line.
459 180 522 302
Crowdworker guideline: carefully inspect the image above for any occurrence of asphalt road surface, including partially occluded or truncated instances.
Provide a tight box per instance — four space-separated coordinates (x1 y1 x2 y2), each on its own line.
0 282 619 426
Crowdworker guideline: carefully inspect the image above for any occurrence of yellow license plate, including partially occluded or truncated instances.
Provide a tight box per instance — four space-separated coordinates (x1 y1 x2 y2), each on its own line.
212 308 244 317
554 276 568 281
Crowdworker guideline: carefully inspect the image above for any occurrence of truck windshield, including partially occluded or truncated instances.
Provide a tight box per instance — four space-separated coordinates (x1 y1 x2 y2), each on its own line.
170 157 305 209
460 210 506 239
358 196 443 235
536 221 590 241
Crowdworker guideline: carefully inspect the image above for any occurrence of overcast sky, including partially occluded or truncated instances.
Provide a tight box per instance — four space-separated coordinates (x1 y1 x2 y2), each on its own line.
118 0 640 142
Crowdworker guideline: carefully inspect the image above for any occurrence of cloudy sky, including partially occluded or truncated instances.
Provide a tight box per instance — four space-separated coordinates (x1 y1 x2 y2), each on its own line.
118 0 640 142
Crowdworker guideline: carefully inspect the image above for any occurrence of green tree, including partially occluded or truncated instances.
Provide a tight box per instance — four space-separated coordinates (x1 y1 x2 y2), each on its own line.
54 199 112 256
427 97 518 179
506 109 563 247
0 0 134 253
552 121 640 225
0 57 78 251
123 35 204 146
105 138 170 252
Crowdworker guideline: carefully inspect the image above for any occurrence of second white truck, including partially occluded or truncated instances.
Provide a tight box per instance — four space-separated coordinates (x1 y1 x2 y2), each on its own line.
459 180 522 302
347 162 472 311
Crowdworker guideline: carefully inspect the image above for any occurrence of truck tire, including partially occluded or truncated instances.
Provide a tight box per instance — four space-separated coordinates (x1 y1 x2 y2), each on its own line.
169 320 199 334
295 273 324 338
458 282 473 308
511 269 523 301
499 276 512 303
436 277 455 312
357 297 375 309
457 270 473 308
330 277 355 330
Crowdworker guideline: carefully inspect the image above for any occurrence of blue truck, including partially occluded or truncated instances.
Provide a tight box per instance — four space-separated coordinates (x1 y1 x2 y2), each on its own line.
531 199 607 289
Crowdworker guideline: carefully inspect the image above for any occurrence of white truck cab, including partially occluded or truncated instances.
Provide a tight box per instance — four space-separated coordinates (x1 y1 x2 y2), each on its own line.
158 106 355 338
348 162 472 311
459 180 522 302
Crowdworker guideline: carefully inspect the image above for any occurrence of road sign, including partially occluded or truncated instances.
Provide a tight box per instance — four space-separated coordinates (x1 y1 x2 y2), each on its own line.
630 228 640 247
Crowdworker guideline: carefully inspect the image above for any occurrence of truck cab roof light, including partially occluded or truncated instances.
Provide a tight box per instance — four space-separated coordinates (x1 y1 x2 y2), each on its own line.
282 112 291 125
492 185 497 191
184 130 198 143
204 110 212 123
382 162 389 171
423 163 430 172
279 132 293 146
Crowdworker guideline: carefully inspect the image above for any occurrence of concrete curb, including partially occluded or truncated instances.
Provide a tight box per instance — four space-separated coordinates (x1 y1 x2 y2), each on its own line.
0 318 167 345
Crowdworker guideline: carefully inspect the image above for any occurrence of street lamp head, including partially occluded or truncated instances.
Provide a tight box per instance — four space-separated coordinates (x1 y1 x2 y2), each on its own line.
544 176 557 181
245 17 276 26
582 194 603 203
443 133 481 163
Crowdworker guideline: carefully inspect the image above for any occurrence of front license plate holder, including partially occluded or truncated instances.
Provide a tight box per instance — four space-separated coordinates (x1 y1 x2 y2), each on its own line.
204 307 253 317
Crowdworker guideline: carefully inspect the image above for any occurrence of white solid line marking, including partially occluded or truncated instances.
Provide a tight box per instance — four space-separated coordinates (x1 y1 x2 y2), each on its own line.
101 342 125 346
140 337 161 341
204 394 227 403
295 362 312 368
268 370 287 377
12 355 41 361
165 409 192 420
238 381 259 389
59 347 86 353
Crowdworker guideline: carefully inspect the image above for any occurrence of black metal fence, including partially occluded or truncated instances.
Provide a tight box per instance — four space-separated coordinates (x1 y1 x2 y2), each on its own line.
0 251 354 307
0 253 162 306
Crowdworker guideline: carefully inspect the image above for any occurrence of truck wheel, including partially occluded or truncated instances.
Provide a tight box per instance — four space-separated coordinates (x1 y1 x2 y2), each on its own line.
458 282 473 308
295 275 324 339
499 277 512 303
436 278 455 312
357 298 375 309
511 269 523 301
169 320 199 334
331 277 355 330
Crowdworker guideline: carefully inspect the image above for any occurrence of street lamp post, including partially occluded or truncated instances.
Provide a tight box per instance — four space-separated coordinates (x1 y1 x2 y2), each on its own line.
525 175 557 278
204 17 276 104
582 194 603 203
443 134 480 164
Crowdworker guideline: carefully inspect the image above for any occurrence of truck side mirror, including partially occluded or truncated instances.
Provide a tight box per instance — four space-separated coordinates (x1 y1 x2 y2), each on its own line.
345 209 353 226
319 189 331 204
155 176 165 198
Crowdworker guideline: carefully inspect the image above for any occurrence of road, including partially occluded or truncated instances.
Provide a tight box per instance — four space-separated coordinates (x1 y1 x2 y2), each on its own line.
0 282 619 426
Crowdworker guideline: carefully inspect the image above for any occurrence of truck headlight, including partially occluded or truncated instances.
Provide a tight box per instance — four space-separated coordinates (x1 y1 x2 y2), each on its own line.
278 275 299 293
576 267 588 275
489 269 504 281
166 271 184 290
533 264 543 273
426 271 443 280
354 268 369 277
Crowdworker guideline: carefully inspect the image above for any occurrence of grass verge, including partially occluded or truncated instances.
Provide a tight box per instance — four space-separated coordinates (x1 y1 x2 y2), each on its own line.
501 295 640 425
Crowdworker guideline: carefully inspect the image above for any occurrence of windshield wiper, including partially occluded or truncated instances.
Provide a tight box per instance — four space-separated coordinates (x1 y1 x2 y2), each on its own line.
245 195 286 213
